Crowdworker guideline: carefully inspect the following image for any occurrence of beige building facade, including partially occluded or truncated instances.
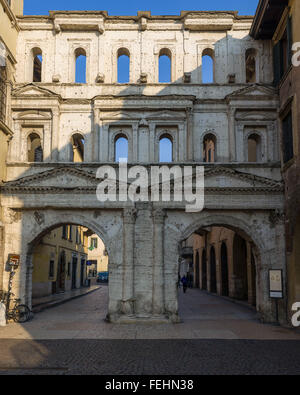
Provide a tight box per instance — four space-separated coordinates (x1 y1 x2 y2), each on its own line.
0 10 287 324
251 0 300 324
87 234 109 276
0 0 23 291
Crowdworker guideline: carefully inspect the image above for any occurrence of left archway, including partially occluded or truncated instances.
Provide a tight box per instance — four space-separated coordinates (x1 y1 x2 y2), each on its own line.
28 222 109 317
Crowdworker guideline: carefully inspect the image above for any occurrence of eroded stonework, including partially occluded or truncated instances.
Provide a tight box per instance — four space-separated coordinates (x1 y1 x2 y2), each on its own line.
0 10 287 324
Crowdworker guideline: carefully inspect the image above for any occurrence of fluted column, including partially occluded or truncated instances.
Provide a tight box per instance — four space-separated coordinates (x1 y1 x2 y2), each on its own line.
122 208 137 315
152 208 165 316
51 108 60 162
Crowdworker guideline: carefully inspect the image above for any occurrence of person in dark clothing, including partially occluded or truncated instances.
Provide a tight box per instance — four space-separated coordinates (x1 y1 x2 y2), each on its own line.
181 275 188 293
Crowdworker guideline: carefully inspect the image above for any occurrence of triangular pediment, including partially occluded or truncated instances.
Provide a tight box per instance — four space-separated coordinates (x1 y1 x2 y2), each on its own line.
3 167 98 189
226 84 277 99
12 84 60 99
2 166 132 191
204 166 283 190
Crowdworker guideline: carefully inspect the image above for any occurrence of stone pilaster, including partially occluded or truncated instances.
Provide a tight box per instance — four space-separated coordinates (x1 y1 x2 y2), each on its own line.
134 203 153 317
51 108 60 162
122 208 137 316
152 208 165 315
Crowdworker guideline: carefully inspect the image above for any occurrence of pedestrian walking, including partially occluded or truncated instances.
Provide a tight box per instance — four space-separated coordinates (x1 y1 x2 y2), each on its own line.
181 275 188 293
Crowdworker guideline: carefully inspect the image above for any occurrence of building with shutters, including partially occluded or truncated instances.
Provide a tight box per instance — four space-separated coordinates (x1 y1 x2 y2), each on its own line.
0 0 23 291
251 0 300 323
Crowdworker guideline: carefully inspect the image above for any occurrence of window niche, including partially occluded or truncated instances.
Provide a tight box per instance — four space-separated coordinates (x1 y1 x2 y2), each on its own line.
202 48 214 84
117 48 130 83
245 48 258 83
159 134 173 162
31 47 42 82
158 48 172 83
70 133 85 162
203 134 216 162
75 48 87 83
28 133 43 162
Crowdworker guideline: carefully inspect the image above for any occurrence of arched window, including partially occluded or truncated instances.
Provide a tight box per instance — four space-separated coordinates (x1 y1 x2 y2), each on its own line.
117 48 130 83
159 48 172 83
115 135 128 162
75 48 87 83
246 48 257 83
28 133 43 162
203 134 216 162
32 47 42 82
202 49 214 84
71 133 85 162
159 135 173 162
247 133 261 162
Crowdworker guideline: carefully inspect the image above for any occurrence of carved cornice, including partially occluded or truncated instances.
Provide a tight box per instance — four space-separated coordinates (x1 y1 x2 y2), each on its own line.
0 166 284 195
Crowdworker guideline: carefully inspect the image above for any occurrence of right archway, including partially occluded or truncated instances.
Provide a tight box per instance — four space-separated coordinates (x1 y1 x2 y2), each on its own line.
172 211 286 324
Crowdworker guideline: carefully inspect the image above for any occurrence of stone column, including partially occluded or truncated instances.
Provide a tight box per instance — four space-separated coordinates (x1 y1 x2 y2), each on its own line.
227 108 236 162
134 203 153 317
186 108 193 161
236 123 244 162
178 123 185 161
93 108 100 161
216 243 222 295
152 208 165 316
99 122 109 162
43 122 52 162
132 123 138 162
246 241 254 305
51 108 60 162
149 123 155 162
122 208 137 316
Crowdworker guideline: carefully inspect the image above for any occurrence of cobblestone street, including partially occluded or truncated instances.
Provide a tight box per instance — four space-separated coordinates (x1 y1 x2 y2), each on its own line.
0 286 299 374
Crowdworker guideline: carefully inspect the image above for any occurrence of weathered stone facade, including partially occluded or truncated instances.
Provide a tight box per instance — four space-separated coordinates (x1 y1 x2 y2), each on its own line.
0 10 287 324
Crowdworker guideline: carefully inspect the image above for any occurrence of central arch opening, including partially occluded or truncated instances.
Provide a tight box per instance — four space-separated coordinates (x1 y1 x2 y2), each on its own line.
28 223 109 320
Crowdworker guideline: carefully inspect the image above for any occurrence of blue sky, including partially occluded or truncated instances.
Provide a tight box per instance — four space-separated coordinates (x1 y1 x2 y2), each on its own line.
24 0 259 16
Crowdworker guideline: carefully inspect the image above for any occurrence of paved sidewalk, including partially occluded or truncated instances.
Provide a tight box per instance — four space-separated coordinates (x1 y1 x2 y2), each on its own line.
0 286 299 340
32 285 101 313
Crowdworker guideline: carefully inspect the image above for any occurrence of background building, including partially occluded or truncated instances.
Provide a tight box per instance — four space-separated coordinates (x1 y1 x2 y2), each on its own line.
87 234 109 284
251 0 300 322
32 225 88 298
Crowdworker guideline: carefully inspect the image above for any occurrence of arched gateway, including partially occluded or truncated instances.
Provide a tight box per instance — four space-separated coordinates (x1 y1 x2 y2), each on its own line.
1 165 286 324
0 10 287 325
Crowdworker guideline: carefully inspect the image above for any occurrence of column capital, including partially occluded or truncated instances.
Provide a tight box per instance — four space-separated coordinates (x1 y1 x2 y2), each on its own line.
123 208 137 224
152 208 166 224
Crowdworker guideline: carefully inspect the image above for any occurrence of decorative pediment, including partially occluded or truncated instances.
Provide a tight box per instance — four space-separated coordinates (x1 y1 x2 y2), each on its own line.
2 167 98 190
13 110 52 121
147 110 186 120
226 84 277 100
12 84 61 99
204 167 283 191
1 166 131 192
1 166 283 194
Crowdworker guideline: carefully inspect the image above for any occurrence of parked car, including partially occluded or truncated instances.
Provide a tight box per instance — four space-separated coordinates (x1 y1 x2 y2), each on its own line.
97 272 109 283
